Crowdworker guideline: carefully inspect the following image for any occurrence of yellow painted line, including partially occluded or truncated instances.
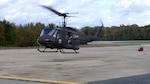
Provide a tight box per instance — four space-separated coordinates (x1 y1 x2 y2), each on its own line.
0 76 86 84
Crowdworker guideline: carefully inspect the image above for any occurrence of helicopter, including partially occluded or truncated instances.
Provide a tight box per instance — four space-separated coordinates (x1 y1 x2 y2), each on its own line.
37 5 103 53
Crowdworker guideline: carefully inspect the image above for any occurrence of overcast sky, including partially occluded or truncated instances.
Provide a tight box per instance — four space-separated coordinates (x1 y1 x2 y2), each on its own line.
1 0 150 28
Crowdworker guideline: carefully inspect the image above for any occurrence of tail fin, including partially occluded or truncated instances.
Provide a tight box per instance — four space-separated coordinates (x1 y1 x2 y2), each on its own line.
95 19 103 37
79 19 104 44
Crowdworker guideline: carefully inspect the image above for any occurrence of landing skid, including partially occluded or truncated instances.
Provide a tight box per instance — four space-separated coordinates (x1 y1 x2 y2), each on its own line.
59 49 79 54
37 48 58 52
37 48 79 54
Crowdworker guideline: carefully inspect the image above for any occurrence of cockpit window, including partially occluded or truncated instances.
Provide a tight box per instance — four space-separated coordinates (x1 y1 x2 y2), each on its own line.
53 30 58 38
40 28 52 36
48 29 56 36
40 28 62 38
48 29 61 38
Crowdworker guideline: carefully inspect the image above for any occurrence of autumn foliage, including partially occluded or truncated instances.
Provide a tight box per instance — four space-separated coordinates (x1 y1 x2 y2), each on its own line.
0 19 150 47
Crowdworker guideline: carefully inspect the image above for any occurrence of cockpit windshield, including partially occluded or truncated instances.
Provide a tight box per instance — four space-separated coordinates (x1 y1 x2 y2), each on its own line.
48 29 56 36
40 28 62 38
40 28 52 36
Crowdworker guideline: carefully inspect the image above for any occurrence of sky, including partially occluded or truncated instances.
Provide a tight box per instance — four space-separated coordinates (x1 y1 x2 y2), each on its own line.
1 0 150 28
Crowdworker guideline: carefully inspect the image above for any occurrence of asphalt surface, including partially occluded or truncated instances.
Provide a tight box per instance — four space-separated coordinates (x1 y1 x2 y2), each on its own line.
0 42 150 84
89 74 150 84
0 79 48 84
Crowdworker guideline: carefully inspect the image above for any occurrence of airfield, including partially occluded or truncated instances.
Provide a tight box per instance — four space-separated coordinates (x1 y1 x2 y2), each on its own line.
0 41 150 84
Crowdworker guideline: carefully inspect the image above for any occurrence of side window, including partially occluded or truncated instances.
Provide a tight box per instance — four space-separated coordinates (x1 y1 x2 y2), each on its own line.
53 30 58 38
73 34 79 39
40 30 44 36
56 30 62 38
65 32 68 39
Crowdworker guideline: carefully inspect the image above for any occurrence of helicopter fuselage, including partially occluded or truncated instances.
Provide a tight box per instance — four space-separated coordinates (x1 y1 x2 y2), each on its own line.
37 5 103 53
37 27 80 50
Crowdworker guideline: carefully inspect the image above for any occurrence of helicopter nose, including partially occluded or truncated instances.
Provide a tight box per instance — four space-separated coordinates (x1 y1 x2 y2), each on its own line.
37 35 54 46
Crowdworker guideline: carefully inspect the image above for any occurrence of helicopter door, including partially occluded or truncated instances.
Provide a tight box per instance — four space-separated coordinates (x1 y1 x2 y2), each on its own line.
71 33 79 46
63 31 69 44
55 30 66 45
64 32 79 50
68 32 72 44
67 32 79 45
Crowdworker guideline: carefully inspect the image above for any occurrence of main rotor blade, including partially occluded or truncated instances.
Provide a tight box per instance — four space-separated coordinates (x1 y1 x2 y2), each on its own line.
64 12 79 14
41 5 66 17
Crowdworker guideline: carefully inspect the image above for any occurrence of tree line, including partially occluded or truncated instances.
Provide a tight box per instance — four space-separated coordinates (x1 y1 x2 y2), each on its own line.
80 24 150 41
0 19 150 47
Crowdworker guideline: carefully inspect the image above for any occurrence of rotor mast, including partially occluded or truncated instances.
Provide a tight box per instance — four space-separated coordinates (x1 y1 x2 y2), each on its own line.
62 15 67 27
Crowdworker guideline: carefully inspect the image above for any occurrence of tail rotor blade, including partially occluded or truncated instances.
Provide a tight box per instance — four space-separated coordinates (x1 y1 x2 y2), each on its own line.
100 19 104 27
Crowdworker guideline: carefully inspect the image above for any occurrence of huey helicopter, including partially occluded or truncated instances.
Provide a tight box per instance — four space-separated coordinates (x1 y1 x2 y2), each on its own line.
37 5 103 53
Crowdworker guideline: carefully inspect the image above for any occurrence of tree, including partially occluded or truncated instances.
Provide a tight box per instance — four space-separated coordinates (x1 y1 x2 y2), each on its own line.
0 20 6 46
2 20 18 46
80 26 94 36
48 23 56 28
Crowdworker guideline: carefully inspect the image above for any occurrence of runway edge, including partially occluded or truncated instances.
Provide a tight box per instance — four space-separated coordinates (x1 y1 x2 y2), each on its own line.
0 75 88 84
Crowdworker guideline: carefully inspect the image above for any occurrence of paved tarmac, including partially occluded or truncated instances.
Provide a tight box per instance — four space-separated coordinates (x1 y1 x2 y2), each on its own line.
0 79 48 84
89 73 150 84
0 43 150 84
